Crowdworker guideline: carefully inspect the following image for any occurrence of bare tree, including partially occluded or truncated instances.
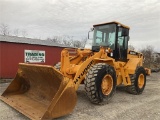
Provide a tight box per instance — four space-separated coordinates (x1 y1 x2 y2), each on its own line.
72 37 88 48
73 40 81 47
80 37 88 48
156 57 160 64
53 36 62 44
46 35 65 45
46 35 87 48
47 36 62 44
0 23 10 35
62 35 74 46
22 30 28 37
13 29 19 36
140 45 154 68
128 44 135 51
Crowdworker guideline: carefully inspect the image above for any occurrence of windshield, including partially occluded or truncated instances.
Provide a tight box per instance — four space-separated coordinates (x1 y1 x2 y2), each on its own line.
93 24 116 50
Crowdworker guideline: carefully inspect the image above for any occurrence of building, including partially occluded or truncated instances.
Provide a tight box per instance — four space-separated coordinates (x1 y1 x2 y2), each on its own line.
0 35 68 78
152 52 160 62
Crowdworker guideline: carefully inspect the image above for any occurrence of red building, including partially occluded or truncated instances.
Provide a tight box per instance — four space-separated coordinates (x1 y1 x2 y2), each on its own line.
0 35 67 78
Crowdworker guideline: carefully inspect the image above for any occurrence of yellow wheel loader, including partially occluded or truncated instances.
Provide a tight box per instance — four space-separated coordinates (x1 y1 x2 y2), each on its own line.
0 21 151 119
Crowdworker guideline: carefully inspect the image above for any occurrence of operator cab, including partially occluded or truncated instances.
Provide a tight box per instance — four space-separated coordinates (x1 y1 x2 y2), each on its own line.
91 21 130 62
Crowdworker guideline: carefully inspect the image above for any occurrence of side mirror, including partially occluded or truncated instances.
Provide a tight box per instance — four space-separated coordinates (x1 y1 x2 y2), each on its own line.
90 27 94 31
126 36 130 41
88 28 94 39
122 28 129 36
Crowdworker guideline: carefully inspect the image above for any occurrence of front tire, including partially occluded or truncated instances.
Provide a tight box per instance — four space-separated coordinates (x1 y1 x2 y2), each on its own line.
126 67 146 94
84 63 116 104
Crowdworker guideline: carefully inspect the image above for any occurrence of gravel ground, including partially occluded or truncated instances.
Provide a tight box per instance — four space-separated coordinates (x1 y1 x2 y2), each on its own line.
0 72 160 120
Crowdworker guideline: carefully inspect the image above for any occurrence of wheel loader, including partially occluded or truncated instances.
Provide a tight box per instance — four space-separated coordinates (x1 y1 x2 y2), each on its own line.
0 21 151 120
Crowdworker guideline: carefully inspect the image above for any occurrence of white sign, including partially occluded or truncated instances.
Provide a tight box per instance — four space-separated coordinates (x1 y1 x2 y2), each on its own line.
24 50 45 63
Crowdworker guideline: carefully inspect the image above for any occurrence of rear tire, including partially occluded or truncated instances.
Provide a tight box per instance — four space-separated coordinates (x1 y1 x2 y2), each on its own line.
84 63 116 104
126 67 146 94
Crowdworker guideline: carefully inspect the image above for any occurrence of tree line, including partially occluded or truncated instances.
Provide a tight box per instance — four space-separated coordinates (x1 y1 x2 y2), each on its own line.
0 23 87 48
129 45 160 68
46 35 87 48
0 23 28 37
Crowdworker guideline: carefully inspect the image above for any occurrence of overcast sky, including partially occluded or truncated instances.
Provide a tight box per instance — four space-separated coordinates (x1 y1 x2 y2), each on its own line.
0 0 160 51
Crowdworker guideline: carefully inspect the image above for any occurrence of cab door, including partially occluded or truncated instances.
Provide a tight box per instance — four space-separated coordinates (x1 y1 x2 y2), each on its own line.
116 27 129 62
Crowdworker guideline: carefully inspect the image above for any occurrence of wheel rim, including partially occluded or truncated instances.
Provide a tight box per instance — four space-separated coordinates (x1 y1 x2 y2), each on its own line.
138 73 144 88
101 74 113 95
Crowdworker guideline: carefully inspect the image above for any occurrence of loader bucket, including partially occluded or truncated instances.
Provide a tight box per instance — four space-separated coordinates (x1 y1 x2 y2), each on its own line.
0 63 77 120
